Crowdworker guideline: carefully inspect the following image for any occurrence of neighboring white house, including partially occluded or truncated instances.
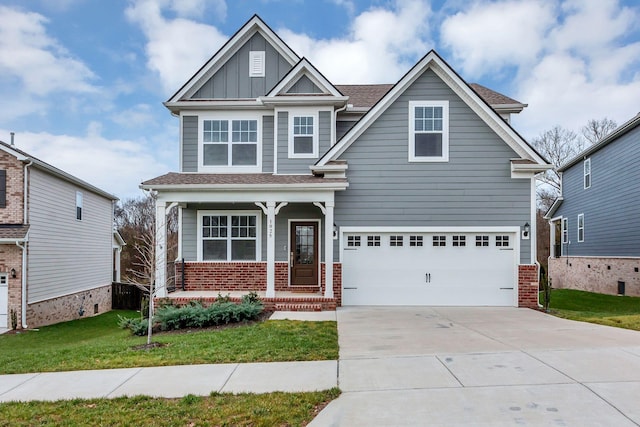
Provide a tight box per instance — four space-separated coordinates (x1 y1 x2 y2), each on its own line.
0 139 119 329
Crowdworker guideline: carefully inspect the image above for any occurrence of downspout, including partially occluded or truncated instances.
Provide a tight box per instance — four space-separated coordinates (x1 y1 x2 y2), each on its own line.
333 103 349 146
21 160 33 328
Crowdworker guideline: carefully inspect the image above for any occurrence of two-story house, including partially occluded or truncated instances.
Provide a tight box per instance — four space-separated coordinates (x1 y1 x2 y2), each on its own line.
546 113 640 296
0 138 118 329
141 15 550 310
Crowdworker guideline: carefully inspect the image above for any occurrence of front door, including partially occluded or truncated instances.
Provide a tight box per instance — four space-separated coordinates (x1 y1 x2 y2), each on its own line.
290 222 319 286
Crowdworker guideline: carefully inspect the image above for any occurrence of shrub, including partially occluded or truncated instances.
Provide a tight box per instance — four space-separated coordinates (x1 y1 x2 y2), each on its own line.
242 291 261 305
118 315 149 336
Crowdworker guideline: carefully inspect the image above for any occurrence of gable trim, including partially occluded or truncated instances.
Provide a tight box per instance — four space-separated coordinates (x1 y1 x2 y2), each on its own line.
168 15 300 103
266 58 344 98
316 50 549 168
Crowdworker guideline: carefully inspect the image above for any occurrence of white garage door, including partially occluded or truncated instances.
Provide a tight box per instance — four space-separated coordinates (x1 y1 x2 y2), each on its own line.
342 231 517 306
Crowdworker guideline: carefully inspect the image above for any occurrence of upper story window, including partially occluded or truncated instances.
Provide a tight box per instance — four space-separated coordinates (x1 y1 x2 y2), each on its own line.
289 112 318 158
199 114 261 172
76 191 83 221
577 214 584 242
583 158 591 189
249 51 265 77
409 100 449 162
562 218 568 244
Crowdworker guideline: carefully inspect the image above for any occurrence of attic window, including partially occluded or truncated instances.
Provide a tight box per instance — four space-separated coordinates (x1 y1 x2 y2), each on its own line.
249 51 265 77
409 100 449 162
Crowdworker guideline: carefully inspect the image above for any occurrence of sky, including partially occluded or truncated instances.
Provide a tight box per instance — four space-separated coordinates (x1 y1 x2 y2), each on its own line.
0 0 639 201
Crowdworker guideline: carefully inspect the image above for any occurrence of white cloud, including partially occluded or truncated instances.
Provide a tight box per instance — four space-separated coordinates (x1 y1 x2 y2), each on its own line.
111 104 157 128
440 0 556 78
2 126 172 200
125 0 228 94
280 0 434 83
0 6 97 95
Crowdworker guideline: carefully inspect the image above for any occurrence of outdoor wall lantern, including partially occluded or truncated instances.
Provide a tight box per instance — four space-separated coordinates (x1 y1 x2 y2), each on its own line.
522 222 530 240
333 224 338 240
10 268 16 278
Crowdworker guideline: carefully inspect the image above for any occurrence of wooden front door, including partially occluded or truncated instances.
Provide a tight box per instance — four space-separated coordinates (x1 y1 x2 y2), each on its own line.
290 222 319 286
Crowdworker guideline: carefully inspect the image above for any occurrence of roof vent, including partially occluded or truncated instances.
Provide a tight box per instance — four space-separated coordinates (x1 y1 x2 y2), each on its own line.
10 132 15 146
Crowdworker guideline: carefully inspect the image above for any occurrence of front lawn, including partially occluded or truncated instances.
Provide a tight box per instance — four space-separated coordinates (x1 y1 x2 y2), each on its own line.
542 289 640 331
0 389 340 427
0 310 338 374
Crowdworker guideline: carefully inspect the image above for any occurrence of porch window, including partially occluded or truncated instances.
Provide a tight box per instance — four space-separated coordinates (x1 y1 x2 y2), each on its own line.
199 212 260 261
202 117 259 169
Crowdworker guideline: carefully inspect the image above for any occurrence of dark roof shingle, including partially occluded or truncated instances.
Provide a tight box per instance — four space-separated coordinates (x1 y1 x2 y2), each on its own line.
0 224 29 240
142 173 346 186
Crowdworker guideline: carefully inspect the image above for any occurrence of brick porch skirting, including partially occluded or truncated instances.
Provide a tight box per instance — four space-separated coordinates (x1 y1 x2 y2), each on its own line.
518 264 539 308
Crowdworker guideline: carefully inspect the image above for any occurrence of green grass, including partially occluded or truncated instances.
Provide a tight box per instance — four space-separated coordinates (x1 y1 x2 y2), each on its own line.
0 310 338 374
542 289 640 331
0 389 341 427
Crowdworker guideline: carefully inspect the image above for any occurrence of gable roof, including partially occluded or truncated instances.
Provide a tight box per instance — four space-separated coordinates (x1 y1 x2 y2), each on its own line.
558 112 640 172
317 50 548 168
167 15 300 103
266 57 344 98
0 141 117 201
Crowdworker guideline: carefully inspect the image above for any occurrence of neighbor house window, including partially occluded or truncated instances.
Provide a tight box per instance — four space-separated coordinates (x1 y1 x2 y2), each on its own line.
390 235 403 247
475 235 489 247
367 235 380 246
76 191 83 220
249 51 265 77
496 235 509 247
577 214 584 242
453 235 466 247
584 158 591 189
562 218 568 244
199 212 260 261
202 117 259 169
432 236 446 247
347 236 361 247
289 113 318 158
0 170 6 208
409 100 449 162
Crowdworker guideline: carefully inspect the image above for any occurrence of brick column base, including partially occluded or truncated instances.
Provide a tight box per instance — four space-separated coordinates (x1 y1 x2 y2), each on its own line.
518 264 539 308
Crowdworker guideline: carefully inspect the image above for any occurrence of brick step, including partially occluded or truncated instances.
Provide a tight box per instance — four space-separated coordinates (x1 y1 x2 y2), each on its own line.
287 286 322 293
274 302 323 312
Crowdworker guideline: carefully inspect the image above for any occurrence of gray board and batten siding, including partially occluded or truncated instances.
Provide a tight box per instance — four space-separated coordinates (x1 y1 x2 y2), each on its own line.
286 75 323 94
191 33 292 100
276 111 332 174
181 115 275 173
555 124 640 257
181 203 326 263
27 167 113 303
333 68 532 264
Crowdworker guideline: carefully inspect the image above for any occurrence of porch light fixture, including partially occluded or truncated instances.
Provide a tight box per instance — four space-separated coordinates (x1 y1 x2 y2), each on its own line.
522 222 530 240
10 268 16 278
333 224 338 240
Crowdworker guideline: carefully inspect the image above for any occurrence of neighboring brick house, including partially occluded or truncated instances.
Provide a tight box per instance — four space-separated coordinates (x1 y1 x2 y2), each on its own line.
141 15 550 310
546 113 640 296
0 139 118 329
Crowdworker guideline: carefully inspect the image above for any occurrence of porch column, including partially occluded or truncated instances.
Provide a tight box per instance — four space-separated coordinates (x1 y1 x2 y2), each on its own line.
155 201 167 298
265 201 276 298
324 200 334 298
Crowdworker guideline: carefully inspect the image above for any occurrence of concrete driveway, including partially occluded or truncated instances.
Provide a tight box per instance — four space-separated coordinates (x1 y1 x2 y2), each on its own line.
311 307 640 426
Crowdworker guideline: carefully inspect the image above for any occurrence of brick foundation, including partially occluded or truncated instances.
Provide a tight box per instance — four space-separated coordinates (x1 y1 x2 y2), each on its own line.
549 256 640 297
26 285 113 328
174 261 343 308
518 264 539 308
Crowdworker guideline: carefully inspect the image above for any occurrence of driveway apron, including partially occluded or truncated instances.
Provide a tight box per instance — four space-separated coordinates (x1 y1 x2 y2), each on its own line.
311 306 640 426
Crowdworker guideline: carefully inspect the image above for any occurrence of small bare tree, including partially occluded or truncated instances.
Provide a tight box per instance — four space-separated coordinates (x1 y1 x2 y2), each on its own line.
582 117 617 146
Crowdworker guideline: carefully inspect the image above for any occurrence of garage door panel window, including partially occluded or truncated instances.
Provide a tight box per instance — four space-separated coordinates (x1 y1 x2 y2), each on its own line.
496 235 510 247
453 235 466 247
390 235 403 247
347 235 361 247
367 235 380 247
476 235 489 247
409 235 423 247
432 235 446 247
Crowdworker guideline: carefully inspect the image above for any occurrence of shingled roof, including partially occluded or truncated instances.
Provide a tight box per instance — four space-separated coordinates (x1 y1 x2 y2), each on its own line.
0 224 29 240
142 173 347 187
334 83 524 110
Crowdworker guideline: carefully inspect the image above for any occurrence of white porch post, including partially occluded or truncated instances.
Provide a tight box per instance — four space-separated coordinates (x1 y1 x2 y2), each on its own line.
155 201 167 298
324 200 334 298
266 201 276 298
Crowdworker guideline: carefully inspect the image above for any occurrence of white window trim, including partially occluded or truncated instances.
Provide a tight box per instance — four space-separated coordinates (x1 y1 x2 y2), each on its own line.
196 210 262 262
198 112 263 173
577 213 584 242
75 191 83 221
584 158 591 189
249 51 265 77
288 109 319 159
408 100 449 162
562 218 568 244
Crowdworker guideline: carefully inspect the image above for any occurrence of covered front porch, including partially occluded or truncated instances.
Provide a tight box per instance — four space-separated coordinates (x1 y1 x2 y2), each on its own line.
143 173 348 310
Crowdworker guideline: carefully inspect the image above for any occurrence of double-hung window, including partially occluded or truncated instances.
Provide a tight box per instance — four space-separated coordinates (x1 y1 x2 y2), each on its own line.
409 100 449 162
199 212 261 261
289 112 318 158
76 191 83 221
583 158 591 189
577 214 584 242
201 116 259 170
562 218 568 244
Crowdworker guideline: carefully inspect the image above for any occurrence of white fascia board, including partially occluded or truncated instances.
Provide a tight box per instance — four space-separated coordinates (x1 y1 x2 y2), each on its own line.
310 164 348 172
544 197 564 220
169 16 300 103
317 50 549 167
141 182 349 192
154 189 342 204
259 96 349 106
511 162 553 175
164 100 267 113
266 58 343 97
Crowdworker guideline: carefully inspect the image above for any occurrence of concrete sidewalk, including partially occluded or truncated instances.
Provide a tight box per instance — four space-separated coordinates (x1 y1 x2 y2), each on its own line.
0 311 338 402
